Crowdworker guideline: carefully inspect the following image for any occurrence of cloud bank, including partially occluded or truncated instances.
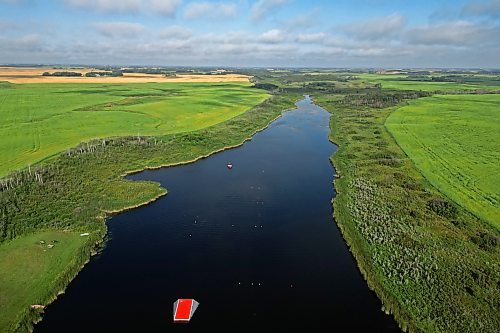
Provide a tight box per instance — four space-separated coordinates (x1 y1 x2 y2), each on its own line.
0 0 498 67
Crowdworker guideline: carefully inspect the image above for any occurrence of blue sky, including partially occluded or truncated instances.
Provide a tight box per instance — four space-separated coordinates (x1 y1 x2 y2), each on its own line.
1 0 499 67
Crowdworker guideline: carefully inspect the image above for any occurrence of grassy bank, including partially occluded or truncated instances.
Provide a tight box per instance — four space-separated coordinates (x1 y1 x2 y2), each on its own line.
0 231 97 331
0 92 299 332
386 95 500 229
315 92 499 332
0 82 268 177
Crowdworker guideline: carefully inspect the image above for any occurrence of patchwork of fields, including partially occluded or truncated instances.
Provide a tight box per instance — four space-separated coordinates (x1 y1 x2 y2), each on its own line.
0 82 268 177
386 95 500 228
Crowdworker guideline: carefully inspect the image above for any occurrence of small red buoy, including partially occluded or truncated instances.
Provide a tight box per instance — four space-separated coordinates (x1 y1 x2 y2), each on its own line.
173 299 199 323
227 163 233 169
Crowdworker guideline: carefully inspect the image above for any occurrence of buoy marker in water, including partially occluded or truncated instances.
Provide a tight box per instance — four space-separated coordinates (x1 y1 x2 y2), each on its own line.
173 299 199 323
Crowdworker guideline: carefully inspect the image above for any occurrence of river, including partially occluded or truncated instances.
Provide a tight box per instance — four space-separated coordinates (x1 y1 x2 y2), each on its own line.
36 96 400 332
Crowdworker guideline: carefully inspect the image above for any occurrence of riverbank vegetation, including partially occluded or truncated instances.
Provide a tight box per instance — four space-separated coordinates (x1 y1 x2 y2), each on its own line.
309 82 499 331
0 82 268 177
0 83 299 331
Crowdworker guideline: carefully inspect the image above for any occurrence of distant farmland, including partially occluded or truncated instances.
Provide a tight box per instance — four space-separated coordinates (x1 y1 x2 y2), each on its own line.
386 94 500 228
0 67 251 84
0 82 269 177
356 73 500 92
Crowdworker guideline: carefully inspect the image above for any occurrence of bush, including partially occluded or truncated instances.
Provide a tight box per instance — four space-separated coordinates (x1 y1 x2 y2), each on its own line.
471 232 498 251
426 198 458 219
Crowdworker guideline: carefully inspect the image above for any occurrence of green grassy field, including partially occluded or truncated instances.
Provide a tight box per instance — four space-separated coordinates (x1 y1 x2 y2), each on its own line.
0 231 90 331
355 73 500 91
0 82 268 177
386 95 500 229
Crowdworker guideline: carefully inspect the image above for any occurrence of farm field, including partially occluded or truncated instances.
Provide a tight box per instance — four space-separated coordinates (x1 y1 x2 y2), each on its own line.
0 231 89 331
0 82 268 177
355 73 500 91
386 95 500 228
0 67 251 84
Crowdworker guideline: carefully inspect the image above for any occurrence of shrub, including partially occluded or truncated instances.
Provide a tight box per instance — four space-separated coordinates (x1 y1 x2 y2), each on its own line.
426 198 458 219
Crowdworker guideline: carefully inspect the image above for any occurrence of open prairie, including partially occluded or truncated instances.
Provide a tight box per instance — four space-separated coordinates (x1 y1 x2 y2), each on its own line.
386 94 500 228
0 67 251 84
0 82 268 177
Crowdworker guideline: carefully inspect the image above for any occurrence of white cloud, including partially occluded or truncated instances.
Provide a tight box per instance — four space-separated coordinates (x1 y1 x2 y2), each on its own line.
64 0 182 16
251 0 288 22
259 29 286 43
0 20 18 31
197 31 252 45
159 25 192 39
184 2 237 19
94 22 146 38
65 0 142 12
407 21 500 46
0 34 43 51
342 13 407 40
150 0 182 17
2 2 500 68
296 32 327 43
462 0 500 18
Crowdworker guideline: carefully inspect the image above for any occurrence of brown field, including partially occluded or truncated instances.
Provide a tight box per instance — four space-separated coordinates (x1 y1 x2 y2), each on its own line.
0 67 251 83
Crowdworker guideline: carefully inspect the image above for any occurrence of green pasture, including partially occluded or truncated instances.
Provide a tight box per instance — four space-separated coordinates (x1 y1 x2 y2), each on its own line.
0 231 89 331
386 94 500 228
356 73 500 91
0 82 268 177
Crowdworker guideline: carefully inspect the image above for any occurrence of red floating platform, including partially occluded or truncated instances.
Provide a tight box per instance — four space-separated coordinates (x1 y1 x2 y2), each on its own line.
173 299 199 323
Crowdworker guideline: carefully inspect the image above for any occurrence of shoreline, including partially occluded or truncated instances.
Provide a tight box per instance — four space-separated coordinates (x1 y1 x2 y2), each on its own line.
7 94 300 332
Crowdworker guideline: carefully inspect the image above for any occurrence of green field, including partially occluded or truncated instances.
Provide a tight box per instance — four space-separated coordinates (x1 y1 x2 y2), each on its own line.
0 82 268 177
0 231 90 331
386 95 500 228
356 73 500 91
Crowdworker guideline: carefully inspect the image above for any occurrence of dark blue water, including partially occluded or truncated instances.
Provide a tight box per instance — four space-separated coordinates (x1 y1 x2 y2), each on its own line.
36 97 400 332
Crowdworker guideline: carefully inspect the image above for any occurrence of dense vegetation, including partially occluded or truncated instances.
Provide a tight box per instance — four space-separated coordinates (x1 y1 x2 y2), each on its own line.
0 82 268 177
386 95 500 228
0 90 298 332
84 70 123 77
313 91 499 331
42 71 82 77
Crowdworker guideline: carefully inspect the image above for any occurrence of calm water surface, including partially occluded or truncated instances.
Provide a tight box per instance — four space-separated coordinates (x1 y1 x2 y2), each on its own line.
36 96 400 332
